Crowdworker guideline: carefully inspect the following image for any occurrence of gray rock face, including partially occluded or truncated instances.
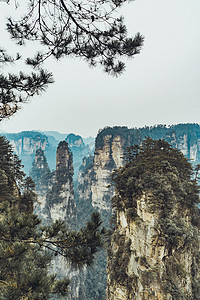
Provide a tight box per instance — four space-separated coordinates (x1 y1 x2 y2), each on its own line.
76 124 200 300
65 133 92 179
78 124 200 220
5 131 51 174
31 140 76 226
5 124 200 299
30 142 85 300
107 191 200 300
106 139 200 300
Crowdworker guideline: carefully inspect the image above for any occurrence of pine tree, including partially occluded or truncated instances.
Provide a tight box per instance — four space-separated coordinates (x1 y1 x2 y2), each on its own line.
1 0 144 119
0 136 104 299
108 138 200 299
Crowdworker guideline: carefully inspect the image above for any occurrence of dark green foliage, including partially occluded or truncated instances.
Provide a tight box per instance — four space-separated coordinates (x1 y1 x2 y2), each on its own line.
1 0 143 120
112 138 197 207
109 137 200 299
51 278 70 297
0 203 56 300
108 232 131 286
6 0 143 76
95 126 141 150
0 66 53 120
0 136 104 298
40 211 103 268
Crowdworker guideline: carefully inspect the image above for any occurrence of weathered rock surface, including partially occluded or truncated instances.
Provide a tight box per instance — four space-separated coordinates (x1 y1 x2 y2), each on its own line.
65 133 92 178
30 141 89 300
78 124 200 219
4 131 56 174
31 141 76 227
106 138 200 300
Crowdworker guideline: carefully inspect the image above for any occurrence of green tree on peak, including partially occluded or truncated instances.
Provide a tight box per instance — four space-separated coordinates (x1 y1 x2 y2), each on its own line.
112 138 199 209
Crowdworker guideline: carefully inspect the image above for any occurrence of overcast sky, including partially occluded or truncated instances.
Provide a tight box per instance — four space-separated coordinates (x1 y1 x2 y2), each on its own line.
0 0 200 138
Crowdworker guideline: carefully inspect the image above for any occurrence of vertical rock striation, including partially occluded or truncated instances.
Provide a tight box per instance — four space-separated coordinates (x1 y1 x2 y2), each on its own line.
78 124 200 221
31 141 76 227
106 138 200 300
49 141 76 226
5 131 51 174
75 124 200 300
30 148 52 221
65 133 92 179
30 142 88 300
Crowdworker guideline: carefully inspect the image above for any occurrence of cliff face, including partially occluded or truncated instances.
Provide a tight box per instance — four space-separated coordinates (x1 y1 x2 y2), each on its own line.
30 149 52 221
107 193 200 300
106 138 200 300
4 131 93 179
75 124 200 300
91 135 124 210
31 141 76 227
78 124 200 217
4 131 56 174
77 128 141 216
65 133 92 178
30 142 87 300
50 141 76 225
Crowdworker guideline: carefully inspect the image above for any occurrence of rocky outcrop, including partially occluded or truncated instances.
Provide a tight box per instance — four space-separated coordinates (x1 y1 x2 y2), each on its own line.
78 124 200 217
91 134 126 211
4 131 56 174
31 141 76 227
76 126 200 300
30 142 88 300
30 149 52 221
65 133 92 179
106 138 200 300
50 141 76 226
3 131 93 178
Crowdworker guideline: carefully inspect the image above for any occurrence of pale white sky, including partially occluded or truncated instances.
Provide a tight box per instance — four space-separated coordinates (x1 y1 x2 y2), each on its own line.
0 0 200 137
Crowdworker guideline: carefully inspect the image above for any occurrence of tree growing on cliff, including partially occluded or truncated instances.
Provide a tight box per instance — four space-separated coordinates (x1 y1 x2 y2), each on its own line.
0 135 104 299
0 0 144 120
108 138 200 299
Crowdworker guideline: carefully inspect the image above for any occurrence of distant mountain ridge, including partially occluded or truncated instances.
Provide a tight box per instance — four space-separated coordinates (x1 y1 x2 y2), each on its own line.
1 130 95 177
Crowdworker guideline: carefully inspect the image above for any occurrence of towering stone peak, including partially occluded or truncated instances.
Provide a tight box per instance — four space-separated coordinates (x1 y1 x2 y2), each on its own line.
56 141 73 175
85 127 139 211
106 139 200 300
78 124 200 212
66 133 84 149
75 124 200 299
64 134 92 178
30 141 76 226
30 143 86 299
32 149 50 170
30 149 51 183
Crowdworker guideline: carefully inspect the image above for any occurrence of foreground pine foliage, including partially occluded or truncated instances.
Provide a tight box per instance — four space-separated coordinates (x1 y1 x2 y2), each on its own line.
0 135 104 299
